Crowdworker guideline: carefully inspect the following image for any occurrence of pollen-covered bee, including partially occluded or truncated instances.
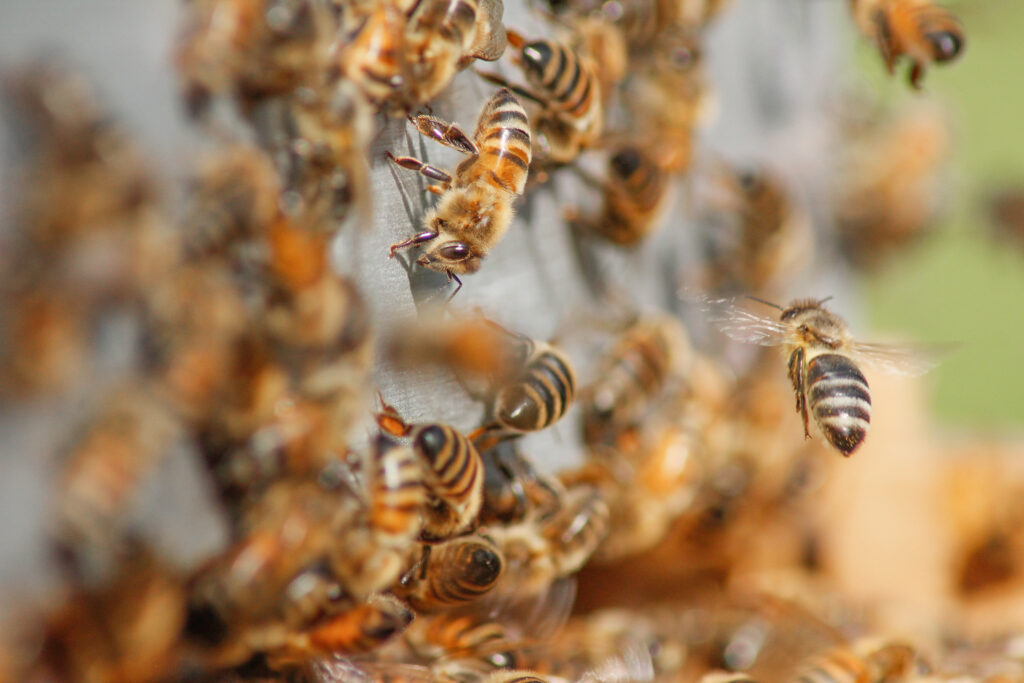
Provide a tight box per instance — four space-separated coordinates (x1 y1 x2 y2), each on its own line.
850 0 965 89
388 88 531 294
376 398 485 541
478 30 603 167
568 146 671 247
707 297 939 456
394 534 505 612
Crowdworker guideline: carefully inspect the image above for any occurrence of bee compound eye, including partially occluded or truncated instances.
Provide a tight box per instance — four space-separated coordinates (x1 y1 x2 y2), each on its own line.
439 242 471 261
926 30 963 61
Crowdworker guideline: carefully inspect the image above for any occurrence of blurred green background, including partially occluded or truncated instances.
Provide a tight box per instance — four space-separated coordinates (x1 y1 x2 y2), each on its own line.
857 0 1024 429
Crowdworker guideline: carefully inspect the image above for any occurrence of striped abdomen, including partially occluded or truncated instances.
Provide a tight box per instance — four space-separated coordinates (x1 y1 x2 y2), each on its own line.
370 440 425 544
412 423 484 539
494 343 576 433
597 146 668 245
417 612 516 663
466 88 532 194
805 353 872 456
518 39 600 133
398 536 504 611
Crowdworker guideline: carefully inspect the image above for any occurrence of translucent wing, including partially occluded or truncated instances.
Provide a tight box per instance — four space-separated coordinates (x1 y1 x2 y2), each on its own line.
308 657 436 683
701 297 790 347
850 340 952 377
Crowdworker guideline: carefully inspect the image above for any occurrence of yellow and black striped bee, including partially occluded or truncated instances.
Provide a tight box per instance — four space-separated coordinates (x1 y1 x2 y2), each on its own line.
388 87 532 295
394 534 505 612
577 146 670 248
376 397 485 541
478 30 603 167
707 297 939 456
784 639 917 683
580 315 691 447
850 0 964 89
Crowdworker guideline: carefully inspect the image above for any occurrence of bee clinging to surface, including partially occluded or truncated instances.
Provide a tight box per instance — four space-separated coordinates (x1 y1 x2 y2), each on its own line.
478 30 604 167
388 87 531 295
850 0 964 89
376 397 485 541
707 297 939 456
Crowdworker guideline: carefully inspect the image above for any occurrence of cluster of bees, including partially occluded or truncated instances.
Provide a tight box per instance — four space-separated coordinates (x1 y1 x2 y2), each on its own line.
7 0 1018 682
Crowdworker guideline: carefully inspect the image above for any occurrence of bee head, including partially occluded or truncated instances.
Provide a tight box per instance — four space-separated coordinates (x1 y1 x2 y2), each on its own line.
925 29 963 62
418 240 481 275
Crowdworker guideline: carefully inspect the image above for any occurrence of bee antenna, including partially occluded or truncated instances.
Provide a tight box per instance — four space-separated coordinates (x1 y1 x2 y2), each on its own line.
817 295 834 306
744 295 784 311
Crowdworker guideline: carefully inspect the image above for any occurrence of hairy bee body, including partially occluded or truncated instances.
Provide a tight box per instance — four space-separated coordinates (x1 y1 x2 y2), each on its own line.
581 316 689 445
370 438 427 546
395 535 504 611
492 340 577 434
389 88 531 284
586 147 669 246
851 0 964 88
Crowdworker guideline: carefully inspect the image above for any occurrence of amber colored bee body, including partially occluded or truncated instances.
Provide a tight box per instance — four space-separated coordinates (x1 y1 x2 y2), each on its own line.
572 146 670 247
488 338 577 437
405 612 520 668
376 399 484 541
580 316 690 446
850 0 964 88
394 535 505 612
388 88 531 291
784 640 916 683
479 31 603 166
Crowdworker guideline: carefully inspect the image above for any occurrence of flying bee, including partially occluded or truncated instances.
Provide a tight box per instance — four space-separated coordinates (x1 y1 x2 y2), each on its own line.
567 146 670 248
387 87 532 295
478 30 603 167
376 398 485 541
706 297 940 456
579 315 691 447
850 0 964 89
394 534 505 612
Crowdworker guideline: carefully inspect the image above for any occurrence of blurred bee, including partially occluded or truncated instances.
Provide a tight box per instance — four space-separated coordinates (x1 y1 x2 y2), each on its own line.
475 331 577 443
54 388 193 586
394 534 505 612
339 0 507 113
850 0 964 89
784 639 917 682
698 165 811 297
624 25 708 174
579 315 691 447
388 88 532 294
376 399 485 541
833 101 948 270
478 439 563 525
988 187 1024 251
176 0 337 114
403 612 521 669
479 30 603 167
707 297 939 456
567 146 670 248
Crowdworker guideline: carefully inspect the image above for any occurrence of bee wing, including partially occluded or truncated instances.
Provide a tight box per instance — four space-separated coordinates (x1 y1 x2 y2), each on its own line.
701 297 790 346
576 641 655 683
850 340 953 377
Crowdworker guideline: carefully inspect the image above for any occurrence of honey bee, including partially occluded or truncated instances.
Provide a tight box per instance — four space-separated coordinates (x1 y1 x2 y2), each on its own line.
176 0 337 114
393 534 505 612
579 315 691 447
567 146 670 248
403 612 521 668
387 87 532 294
478 30 603 167
706 297 939 456
476 332 577 443
376 398 485 541
478 439 563 525
850 0 965 89
784 639 918 682
698 165 811 297
340 0 507 113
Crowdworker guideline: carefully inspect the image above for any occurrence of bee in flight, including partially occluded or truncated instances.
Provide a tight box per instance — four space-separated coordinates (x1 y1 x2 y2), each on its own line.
706 296 940 456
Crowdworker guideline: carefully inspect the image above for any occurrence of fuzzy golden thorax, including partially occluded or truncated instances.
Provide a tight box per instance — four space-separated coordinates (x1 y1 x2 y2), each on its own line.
417 184 513 276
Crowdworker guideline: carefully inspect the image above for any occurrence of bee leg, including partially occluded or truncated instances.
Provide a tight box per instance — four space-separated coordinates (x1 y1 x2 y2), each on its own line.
474 70 548 107
389 230 439 258
410 115 479 156
386 151 453 188
375 392 411 437
908 61 925 89
445 271 463 301
787 347 811 439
